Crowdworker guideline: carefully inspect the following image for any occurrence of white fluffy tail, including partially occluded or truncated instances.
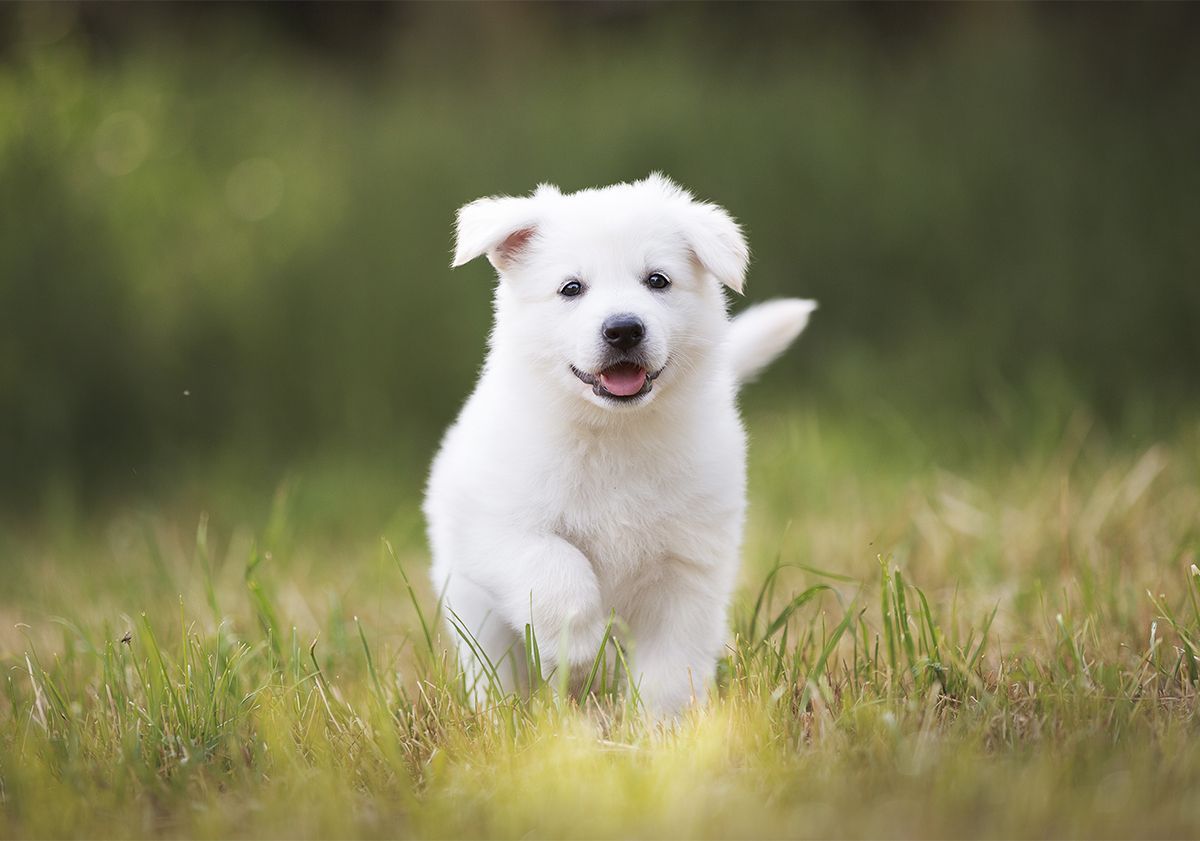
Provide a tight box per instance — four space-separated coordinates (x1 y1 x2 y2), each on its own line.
727 299 817 385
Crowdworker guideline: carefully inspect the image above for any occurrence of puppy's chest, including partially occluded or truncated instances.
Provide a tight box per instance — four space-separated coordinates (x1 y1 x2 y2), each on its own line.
541 442 718 578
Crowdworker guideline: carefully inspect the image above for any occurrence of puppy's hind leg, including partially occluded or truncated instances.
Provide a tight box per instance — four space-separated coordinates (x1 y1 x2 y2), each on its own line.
442 575 525 707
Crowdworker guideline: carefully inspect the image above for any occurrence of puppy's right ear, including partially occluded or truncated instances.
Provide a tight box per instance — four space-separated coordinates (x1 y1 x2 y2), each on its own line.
451 195 540 271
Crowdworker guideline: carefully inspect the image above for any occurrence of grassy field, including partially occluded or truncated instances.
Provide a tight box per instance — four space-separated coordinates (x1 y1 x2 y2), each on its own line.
3 5 1198 837
3 402 1199 839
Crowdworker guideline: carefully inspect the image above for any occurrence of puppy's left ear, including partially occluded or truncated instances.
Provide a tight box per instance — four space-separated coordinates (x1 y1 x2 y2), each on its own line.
682 203 750 294
451 193 545 272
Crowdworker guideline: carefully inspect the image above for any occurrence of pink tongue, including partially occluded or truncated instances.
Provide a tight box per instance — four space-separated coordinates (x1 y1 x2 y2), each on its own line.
599 363 647 397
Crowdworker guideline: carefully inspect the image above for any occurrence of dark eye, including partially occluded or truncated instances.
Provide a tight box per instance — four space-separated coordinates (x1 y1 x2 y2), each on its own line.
559 280 584 298
645 271 671 290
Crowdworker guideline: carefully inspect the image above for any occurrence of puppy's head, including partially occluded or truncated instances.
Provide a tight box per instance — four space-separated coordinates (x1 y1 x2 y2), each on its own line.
451 174 748 411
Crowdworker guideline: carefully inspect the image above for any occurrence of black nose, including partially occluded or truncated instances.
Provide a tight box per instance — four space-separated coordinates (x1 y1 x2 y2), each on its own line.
602 314 645 351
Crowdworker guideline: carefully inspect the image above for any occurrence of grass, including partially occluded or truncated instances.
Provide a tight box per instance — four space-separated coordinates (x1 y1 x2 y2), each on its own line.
2 404 1200 839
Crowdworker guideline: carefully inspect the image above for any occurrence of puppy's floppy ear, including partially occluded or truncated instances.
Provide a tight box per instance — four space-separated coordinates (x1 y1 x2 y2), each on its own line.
681 202 750 294
642 173 749 294
452 186 557 271
451 196 537 270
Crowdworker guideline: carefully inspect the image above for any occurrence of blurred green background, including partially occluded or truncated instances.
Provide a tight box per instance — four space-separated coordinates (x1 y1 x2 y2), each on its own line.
1 2 1197 521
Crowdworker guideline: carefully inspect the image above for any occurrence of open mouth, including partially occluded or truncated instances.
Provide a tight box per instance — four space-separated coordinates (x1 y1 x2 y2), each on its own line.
570 361 665 402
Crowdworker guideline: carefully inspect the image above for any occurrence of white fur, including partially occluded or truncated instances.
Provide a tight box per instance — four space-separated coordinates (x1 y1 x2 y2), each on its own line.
728 298 817 383
425 174 814 715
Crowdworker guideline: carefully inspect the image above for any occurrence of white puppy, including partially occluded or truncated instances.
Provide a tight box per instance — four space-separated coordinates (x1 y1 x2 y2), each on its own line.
424 174 814 715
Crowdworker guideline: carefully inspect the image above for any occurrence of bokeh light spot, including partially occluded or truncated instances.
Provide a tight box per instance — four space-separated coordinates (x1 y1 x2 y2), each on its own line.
19 1 78 47
225 157 284 221
94 111 151 176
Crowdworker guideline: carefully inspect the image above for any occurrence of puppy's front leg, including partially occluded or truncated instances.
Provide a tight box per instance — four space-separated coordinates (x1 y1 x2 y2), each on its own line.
485 533 608 674
628 566 730 716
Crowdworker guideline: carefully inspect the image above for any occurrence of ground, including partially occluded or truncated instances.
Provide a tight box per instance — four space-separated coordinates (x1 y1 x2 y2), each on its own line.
2 403 1199 839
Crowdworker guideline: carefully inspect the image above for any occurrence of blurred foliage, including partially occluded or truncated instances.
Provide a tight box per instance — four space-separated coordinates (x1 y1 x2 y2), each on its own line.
1 3 1198 511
